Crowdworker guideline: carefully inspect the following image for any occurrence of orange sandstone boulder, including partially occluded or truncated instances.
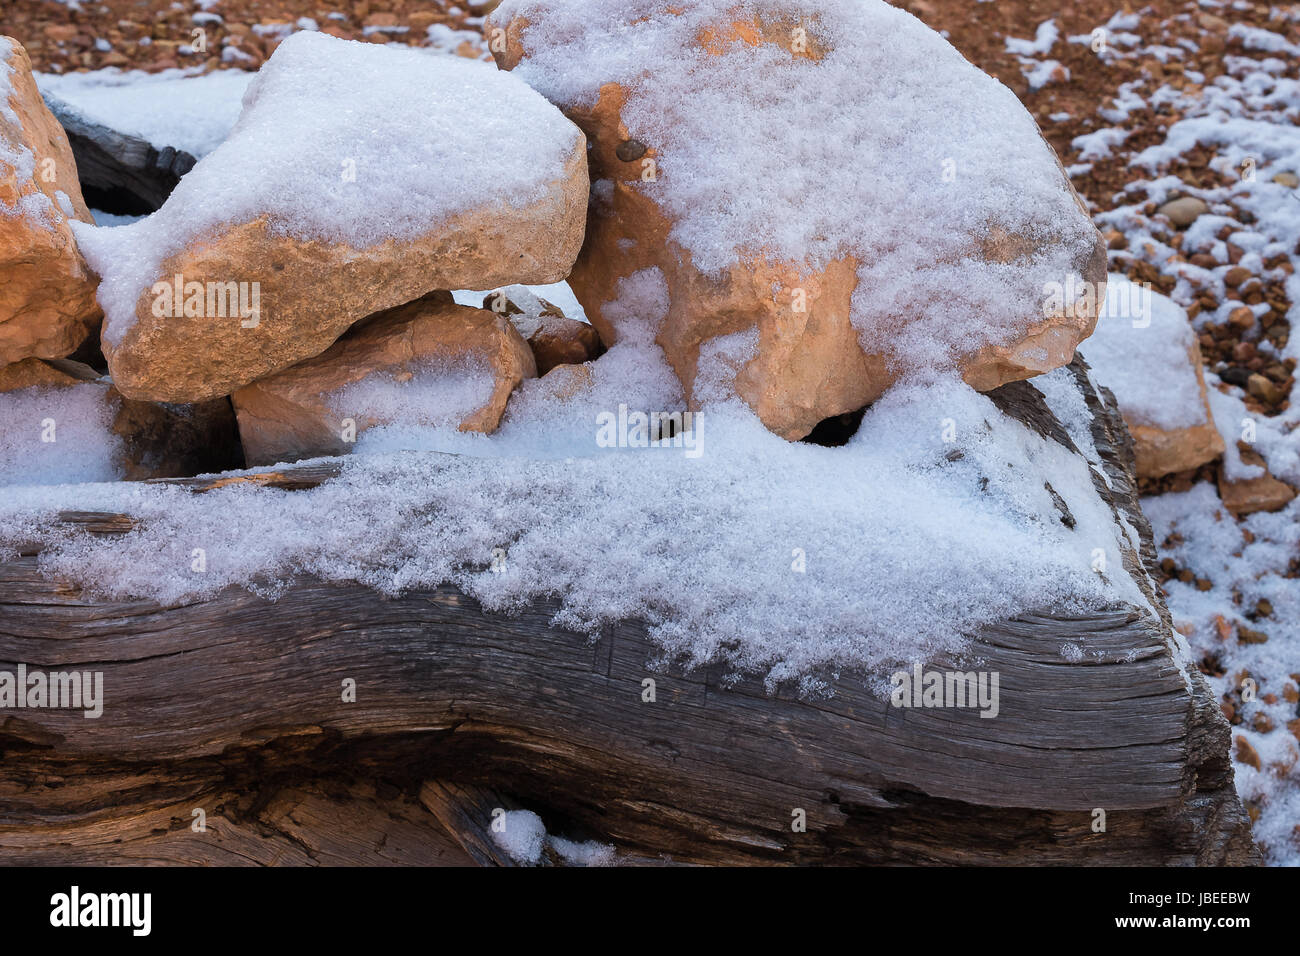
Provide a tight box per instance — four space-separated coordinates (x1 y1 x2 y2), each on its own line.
232 293 537 467
489 1 1106 439
74 33 588 404
1078 275 1224 479
0 37 101 366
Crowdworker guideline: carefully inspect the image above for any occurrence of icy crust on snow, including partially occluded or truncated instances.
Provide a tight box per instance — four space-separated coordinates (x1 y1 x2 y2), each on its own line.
1077 274 1209 431
0 344 1147 687
494 0 1098 372
72 32 584 346
36 67 253 158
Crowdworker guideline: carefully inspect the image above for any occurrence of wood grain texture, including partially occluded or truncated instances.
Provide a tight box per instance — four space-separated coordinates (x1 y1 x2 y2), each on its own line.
0 359 1259 865
42 91 196 214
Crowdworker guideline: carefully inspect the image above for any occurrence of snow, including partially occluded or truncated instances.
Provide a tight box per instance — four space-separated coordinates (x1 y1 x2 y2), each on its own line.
453 281 589 323
1078 274 1210 432
1145 486 1300 866
491 809 615 865
1079 23 1300 865
1005 20 1059 56
494 0 1099 375
0 38 59 228
90 209 145 228
36 67 253 159
0 341 1149 689
331 356 497 429
0 384 123 487
1072 127 1129 160
70 32 584 348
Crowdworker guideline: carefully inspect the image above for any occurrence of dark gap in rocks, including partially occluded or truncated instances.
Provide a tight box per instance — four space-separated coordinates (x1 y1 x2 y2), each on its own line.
800 406 867 447
66 328 107 374
81 183 155 217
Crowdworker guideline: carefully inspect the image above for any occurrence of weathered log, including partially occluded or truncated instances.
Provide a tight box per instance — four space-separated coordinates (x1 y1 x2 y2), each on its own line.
41 91 195 214
0 359 1259 865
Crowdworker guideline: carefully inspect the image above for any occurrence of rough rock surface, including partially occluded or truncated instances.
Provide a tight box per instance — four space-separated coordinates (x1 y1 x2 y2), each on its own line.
482 286 604 375
0 37 100 365
96 146 583 405
232 293 537 467
1218 446 1297 517
490 3 1106 440
78 34 588 404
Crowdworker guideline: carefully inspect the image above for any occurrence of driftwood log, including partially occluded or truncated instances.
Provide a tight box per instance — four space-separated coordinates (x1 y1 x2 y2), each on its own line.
42 91 195 214
0 359 1259 865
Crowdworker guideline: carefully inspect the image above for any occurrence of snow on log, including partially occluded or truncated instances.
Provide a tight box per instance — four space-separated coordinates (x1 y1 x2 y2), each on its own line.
0 359 1258 865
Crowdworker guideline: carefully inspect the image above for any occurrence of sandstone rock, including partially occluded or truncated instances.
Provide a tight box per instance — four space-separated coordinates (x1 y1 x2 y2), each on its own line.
231 293 537 466
490 1 1106 439
0 357 241 480
482 286 604 375
1218 448 1297 517
1157 196 1209 228
0 37 101 366
76 33 588 404
1079 274 1224 478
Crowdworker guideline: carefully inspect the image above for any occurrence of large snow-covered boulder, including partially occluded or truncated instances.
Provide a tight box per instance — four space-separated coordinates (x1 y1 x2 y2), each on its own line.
488 0 1107 439
1079 274 1224 478
75 33 588 404
0 37 101 366
231 293 538 466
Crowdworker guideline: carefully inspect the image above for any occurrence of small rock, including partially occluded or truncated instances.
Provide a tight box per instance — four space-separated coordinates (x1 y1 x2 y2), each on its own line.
482 286 605 375
1237 625 1269 644
1223 266 1251 287
1228 306 1256 330
1247 372 1280 404
1272 171 1299 188
1234 735 1262 771
1219 366 1251 387
1157 196 1209 228
1218 463 1297 516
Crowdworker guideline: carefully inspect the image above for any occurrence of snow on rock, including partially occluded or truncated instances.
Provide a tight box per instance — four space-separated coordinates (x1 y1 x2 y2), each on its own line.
231 293 537 466
0 36 101 365
73 31 588 404
489 0 1106 440
1079 274 1224 477
35 67 253 160
475 284 603 375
